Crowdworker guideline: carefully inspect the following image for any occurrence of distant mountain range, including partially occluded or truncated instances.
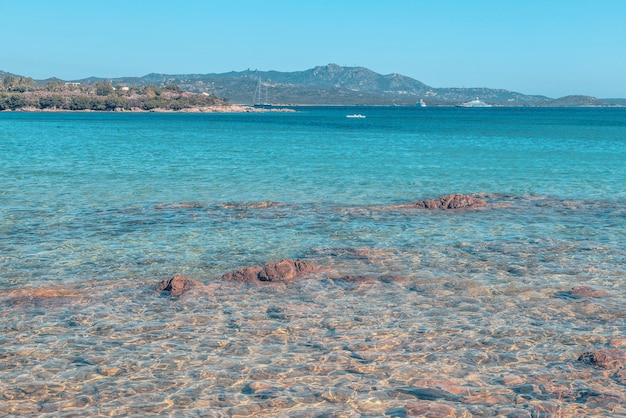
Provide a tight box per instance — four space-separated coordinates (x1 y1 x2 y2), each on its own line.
3 65 625 106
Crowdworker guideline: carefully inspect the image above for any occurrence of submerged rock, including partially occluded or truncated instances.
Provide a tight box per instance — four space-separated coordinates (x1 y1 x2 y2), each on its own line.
404 402 465 417
221 259 316 283
154 202 207 209
3 287 83 305
570 286 610 298
333 275 380 284
393 386 462 402
555 285 611 299
157 274 196 297
578 348 626 370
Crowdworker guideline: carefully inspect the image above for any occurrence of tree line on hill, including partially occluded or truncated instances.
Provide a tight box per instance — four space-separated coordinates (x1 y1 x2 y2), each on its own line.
0 76 227 111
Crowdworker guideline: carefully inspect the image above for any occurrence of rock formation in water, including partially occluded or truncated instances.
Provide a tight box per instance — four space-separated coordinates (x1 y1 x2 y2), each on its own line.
221 259 316 283
386 193 488 210
157 274 197 296
411 193 488 209
578 348 626 370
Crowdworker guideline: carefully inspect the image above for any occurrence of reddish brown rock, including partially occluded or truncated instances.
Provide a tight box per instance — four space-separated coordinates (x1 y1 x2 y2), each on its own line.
610 338 626 347
411 193 488 209
405 401 459 417
578 348 626 370
221 259 316 283
3 287 83 305
570 286 610 298
157 274 196 297
386 193 487 211
555 285 611 300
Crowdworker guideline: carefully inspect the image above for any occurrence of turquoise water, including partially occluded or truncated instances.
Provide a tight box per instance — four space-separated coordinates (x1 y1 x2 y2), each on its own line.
1 108 625 416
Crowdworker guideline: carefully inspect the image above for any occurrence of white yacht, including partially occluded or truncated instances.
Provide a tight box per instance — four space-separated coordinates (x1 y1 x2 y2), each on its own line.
458 97 492 108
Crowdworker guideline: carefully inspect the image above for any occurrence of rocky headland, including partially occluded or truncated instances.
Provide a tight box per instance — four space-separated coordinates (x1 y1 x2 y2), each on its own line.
4 65 625 107
0 76 293 112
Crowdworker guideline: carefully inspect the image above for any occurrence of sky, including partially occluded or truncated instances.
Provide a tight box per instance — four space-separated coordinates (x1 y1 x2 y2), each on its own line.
2 0 626 98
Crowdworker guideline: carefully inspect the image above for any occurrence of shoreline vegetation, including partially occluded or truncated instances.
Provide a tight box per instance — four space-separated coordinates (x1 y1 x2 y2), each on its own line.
3 73 623 111
0 76 293 113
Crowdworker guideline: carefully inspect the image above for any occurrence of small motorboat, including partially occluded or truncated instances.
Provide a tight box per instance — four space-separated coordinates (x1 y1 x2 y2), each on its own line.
346 114 366 118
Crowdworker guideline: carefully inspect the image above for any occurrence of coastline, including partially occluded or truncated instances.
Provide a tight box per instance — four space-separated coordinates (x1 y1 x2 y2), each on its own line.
2 104 296 113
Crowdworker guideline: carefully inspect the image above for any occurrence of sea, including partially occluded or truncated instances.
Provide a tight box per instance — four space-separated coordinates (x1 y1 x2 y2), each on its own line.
1 107 625 417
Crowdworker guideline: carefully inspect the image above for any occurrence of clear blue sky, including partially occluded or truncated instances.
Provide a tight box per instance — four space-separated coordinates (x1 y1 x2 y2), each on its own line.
3 0 626 98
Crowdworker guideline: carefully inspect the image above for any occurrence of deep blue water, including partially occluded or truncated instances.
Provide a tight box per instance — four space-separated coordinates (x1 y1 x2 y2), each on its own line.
1 107 625 416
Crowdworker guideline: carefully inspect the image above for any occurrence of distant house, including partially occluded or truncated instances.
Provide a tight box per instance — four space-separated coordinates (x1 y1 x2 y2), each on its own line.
64 82 81 86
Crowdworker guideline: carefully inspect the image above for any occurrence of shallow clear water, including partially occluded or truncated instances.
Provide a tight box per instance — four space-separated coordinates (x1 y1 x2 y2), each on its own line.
1 108 625 416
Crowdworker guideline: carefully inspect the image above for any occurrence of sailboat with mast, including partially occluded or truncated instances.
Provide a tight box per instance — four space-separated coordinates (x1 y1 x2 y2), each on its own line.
252 77 272 109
